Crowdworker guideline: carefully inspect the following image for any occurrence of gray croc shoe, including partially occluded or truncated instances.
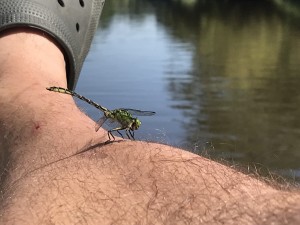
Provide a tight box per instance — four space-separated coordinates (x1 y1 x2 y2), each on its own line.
0 0 105 90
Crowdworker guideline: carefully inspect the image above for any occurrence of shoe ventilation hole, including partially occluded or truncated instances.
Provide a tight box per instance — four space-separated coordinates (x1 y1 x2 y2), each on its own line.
57 0 65 7
79 0 84 7
76 23 80 32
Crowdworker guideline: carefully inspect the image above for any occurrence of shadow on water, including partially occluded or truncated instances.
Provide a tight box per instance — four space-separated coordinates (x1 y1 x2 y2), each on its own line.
88 0 300 182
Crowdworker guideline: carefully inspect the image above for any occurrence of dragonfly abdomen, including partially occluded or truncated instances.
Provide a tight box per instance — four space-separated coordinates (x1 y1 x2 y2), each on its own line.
47 87 108 112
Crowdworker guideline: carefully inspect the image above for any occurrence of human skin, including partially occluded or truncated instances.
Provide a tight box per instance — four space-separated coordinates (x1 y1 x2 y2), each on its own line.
0 29 299 225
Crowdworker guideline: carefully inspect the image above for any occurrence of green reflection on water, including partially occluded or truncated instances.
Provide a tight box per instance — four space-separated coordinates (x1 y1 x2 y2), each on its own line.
151 1 300 172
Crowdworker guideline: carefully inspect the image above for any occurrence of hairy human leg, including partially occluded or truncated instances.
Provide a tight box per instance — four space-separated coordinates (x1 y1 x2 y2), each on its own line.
1 139 300 224
0 30 300 225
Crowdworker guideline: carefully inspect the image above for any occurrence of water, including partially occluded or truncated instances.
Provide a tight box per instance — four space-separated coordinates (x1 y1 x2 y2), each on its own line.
77 0 300 182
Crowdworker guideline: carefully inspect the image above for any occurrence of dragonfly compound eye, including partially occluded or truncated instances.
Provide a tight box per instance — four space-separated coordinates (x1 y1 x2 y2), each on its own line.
132 119 141 130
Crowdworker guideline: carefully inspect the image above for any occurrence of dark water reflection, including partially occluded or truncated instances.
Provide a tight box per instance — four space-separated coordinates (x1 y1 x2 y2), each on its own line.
78 0 300 182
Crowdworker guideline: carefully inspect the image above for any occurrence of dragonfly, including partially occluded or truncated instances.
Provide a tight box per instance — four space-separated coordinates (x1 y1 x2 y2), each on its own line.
46 86 156 141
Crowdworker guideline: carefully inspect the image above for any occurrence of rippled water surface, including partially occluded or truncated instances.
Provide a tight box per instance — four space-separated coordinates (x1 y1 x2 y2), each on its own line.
77 0 300 182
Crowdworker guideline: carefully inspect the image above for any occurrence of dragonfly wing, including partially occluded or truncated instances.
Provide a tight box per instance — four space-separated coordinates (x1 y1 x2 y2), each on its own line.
119 108 156 116
106 119 122 128
95 116 107 132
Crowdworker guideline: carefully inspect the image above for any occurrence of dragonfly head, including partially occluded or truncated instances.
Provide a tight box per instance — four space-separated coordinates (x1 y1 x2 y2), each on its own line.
131 118 141 130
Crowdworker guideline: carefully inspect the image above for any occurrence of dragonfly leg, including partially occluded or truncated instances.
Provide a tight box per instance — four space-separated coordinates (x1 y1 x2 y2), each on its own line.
125 130 131 140
124 129 134 140
108 131 115 141
109 127 126 140
128 130 135 140
117 130 124 139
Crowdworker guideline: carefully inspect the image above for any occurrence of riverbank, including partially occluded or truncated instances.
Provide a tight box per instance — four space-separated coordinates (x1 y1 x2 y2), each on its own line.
169 0 300 18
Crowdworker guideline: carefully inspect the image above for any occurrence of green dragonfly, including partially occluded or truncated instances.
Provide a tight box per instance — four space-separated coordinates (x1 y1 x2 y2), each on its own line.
46 86 155 141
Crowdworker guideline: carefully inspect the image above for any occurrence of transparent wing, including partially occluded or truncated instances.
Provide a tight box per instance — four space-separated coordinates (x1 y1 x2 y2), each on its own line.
106 118 122 128
119 108 156 116
95 116 108 132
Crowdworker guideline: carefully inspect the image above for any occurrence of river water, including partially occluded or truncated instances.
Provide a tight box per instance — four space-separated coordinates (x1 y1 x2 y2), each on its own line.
76 0 300 182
